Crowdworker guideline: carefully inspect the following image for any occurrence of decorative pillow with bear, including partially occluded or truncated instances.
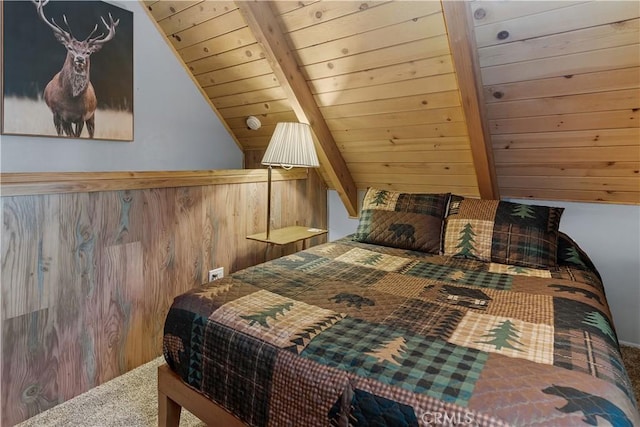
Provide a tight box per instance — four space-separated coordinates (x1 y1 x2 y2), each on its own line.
353 188 450 254
443 196 564 269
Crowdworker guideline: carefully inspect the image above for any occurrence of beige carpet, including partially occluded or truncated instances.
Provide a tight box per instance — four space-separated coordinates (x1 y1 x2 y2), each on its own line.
17 357 205 427
621 344 640 404
16 346 640 426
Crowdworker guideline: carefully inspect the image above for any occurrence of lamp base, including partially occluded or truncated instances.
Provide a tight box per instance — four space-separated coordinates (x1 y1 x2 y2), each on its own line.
266 166 272 240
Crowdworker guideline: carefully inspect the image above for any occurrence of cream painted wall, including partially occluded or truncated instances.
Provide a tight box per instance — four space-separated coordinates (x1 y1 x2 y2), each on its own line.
328 190 640 347
0 1 242 172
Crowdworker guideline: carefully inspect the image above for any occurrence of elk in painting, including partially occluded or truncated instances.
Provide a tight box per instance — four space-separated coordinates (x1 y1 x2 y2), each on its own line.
32 0 119 138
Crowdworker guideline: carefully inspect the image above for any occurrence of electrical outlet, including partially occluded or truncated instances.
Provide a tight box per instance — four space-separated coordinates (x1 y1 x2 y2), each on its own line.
208 267 224 282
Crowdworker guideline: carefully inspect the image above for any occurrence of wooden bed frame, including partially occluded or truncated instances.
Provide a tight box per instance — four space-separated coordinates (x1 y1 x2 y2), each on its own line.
158 364 247 427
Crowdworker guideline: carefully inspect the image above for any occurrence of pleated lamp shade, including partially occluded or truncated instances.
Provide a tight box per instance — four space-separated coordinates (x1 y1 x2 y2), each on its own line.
261 122 320 168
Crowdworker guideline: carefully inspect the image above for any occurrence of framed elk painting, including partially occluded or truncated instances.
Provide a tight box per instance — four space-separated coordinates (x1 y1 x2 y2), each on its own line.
2 0 133 141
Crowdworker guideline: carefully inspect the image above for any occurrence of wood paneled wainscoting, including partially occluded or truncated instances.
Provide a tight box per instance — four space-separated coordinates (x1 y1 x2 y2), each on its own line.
0 169 327 426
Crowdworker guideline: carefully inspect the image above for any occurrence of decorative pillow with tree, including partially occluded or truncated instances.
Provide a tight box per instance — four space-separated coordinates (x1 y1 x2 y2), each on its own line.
353 188 450 254
443 196 564 269
557 231 601 279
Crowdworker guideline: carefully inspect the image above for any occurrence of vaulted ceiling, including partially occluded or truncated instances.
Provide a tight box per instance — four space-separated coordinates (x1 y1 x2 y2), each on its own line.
143 0 640 213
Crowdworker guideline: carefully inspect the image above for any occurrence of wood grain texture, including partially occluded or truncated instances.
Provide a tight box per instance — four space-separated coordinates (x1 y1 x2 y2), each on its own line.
144 0 483 211
155 2 236 36
470 1 581 27
158 364 245 427
1 172 327 426
0 169 306 197
237 1 358 217
474 1 639 48
139 0 639 211
478 18 639 68
303 37 453 82
481 44 639 86
442 0 499 200
473 0 640 205
484 67 640 104
295 11 446 65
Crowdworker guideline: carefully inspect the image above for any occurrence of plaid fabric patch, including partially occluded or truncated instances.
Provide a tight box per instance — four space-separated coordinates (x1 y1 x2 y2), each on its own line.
308 243 352 258
296 257 334 274
444 219 493 261
404 261 513 290
554 329 636 404
307 260 387 286
371 272 439 299
385 299 464 340
445 198 564 269
481 288 554 325
234 266 313 295
449 311 554 364
489 262 552 278
212 289 343 350
301 317 488 406
552 267 603 290
343 372 510 427
395 192 448 216
465 352 596 425
335 247 413 272
270 350 349 427
491 223 558 270
233 263 323 297
457 198 499 220
354 209 375 235
444 256 491 272
553 298 617 345
163 334 185 365
201 320 277 426
269 250 322 268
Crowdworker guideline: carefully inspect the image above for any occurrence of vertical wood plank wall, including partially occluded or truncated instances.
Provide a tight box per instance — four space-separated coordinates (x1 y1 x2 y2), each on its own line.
1 172 326 426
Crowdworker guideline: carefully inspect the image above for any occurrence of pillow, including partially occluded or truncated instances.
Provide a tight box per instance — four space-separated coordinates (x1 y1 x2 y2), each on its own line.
443 196 564 269
353 188 450 254
557 231 600 278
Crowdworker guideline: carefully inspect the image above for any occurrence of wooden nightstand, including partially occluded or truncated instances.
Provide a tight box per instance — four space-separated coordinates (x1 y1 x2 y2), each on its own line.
247 225 327 250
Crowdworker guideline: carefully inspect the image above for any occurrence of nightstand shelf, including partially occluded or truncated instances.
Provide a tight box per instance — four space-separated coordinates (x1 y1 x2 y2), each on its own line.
247 225 327 249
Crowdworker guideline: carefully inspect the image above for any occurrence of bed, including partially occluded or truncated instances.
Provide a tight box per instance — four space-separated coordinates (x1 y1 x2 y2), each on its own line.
159 190 640 426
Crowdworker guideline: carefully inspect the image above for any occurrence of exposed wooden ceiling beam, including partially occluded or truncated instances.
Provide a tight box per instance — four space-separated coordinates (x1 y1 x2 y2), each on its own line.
237 1 359 217
442 0 500 200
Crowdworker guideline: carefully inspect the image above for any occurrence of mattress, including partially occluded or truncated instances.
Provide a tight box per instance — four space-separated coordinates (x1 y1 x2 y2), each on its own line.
163 234 639 426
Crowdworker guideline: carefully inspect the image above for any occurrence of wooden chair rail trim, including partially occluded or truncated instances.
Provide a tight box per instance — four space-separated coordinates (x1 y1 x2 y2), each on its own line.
0 169 307 196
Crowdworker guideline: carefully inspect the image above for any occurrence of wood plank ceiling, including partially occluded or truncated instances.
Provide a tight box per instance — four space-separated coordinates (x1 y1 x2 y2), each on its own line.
143 0 640 206
471 1 640 204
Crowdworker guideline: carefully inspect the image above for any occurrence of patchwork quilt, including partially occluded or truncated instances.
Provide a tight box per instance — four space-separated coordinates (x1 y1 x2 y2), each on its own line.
163 235 639 426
